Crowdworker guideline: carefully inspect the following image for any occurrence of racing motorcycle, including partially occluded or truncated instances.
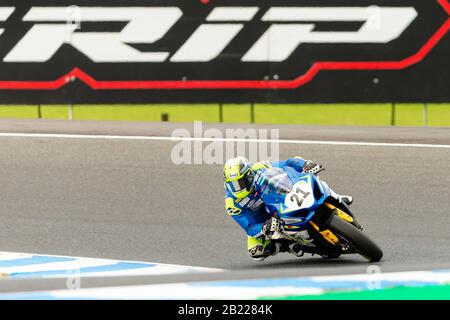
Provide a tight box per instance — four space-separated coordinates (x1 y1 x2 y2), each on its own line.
255 166 383 262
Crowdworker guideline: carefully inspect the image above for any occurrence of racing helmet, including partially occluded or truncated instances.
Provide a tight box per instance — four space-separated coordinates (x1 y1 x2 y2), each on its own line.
223 157 255 199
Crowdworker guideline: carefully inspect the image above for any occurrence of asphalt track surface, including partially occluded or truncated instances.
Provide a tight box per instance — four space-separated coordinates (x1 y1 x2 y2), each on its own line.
0 119 449 292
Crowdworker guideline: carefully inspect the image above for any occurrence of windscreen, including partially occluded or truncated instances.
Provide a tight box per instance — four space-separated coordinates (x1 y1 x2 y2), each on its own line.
259 167 293 195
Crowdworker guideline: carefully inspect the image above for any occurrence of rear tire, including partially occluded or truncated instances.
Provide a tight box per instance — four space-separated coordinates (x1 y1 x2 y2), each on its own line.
328 215 383 262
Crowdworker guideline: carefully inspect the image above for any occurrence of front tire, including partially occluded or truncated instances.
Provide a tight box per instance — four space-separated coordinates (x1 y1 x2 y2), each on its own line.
328 215 383 262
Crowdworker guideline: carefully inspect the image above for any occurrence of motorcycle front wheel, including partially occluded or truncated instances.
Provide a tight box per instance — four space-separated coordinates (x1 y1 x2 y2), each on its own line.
328 215 383 262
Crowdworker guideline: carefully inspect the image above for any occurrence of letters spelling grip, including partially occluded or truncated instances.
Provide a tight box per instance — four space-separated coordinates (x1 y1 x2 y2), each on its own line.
0 6 416 63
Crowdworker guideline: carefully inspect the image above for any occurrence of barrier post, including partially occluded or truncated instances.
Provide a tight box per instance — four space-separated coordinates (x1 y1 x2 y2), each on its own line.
219 103 223 123
68 105 73 120
423 103 428 127
391 103 396 126
250 103 255 124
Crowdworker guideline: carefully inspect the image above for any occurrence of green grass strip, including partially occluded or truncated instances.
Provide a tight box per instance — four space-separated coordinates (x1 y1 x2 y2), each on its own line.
0 104 449 127
428 104 450 127
0 105 38 119
73 105 220 122
254 104 393 126
262 284 450 300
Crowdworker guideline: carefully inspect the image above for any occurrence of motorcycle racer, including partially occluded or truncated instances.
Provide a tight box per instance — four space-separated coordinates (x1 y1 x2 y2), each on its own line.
224 156 353 261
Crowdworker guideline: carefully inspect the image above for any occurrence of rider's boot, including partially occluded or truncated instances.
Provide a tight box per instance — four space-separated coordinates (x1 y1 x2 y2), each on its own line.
319 181 353 206
337 195 353 206
250 241 282 261
249 244 270 261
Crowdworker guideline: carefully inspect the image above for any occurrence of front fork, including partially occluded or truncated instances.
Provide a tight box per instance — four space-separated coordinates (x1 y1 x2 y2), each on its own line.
278 200 358 247
316 179 361 228
308 200 362 247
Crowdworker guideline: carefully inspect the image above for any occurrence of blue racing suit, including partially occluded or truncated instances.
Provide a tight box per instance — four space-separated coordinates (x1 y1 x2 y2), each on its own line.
225 157 308 256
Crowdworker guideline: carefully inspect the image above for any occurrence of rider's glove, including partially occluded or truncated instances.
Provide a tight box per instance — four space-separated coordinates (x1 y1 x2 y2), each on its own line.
302 160 325 175
262 217 283 239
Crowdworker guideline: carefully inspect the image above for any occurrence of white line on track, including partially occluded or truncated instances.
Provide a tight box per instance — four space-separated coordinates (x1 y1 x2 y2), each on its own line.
0 251 223 279
0 132 449 149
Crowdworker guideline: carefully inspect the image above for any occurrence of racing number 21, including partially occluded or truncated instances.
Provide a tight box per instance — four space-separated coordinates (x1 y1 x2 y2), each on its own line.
290 187 310 207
